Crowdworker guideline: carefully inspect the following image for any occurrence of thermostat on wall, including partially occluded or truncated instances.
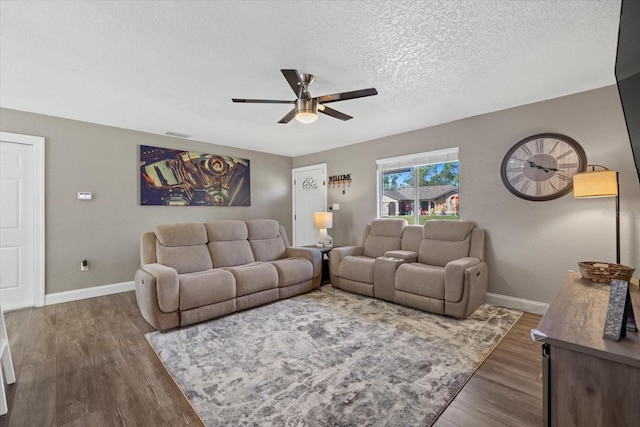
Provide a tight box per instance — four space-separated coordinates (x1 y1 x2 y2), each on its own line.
78 192 93 200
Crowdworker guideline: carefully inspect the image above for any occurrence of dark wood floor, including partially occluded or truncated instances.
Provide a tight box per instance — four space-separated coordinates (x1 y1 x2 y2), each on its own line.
1 291 542 427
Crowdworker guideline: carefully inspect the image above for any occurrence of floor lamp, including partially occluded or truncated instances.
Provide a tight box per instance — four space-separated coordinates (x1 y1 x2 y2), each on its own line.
573 165 620 264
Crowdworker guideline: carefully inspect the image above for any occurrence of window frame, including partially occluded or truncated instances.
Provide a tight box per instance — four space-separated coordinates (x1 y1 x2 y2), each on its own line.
377 147 459 225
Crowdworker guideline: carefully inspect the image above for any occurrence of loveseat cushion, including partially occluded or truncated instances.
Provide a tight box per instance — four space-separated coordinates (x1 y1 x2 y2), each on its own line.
363 219 407 258
418 221 474 267
205 221 255 267
225 262 278 297
339 256 376 284
401 225 423 253
395 263 445 299
179 269 236 311
247 219 286 261
154 223 213 274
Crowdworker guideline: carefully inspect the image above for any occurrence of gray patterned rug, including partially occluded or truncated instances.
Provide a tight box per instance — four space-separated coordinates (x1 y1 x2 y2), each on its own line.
146 286 521 426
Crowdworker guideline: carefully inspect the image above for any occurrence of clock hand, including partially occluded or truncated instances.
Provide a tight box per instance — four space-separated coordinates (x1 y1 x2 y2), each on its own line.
527 160 548 172
526 160 559 173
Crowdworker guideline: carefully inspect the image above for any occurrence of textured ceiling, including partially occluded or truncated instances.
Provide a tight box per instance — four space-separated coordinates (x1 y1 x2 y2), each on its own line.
0 1 621 157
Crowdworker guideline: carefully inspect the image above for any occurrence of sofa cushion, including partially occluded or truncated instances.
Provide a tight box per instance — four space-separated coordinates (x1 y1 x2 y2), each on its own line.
339 256 375 284
418 221 474 267
205 221 255 267
247 219 286 261
225 262 278 297
363 219 407 258
179 269 236 311
395 263 445 299
246 219 280 239
206 220 248 241
154 223 213 274
156 243 213 274
270 258 313 287
155 223 209 246
209 240 255 267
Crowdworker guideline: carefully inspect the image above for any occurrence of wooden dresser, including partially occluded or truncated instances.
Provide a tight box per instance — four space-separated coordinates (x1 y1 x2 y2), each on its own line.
535 272 640 427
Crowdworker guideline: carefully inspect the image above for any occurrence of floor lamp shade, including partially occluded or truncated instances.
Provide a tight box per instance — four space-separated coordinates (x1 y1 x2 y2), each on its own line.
573 170 618 198
573 169 620 264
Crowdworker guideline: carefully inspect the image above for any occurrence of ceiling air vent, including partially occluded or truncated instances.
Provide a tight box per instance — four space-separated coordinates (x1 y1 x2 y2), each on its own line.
165 131 192 138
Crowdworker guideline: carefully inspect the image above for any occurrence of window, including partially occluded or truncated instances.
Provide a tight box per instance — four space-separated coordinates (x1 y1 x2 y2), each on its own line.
377 147 459 225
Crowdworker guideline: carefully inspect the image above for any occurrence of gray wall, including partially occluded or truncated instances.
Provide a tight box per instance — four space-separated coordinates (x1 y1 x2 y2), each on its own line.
0 108 293 294
3 85 638 303
293 85 640 304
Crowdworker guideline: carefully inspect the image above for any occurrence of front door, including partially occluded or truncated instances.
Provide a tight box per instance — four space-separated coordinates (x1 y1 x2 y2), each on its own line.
292 164 327 246
0 133 44 311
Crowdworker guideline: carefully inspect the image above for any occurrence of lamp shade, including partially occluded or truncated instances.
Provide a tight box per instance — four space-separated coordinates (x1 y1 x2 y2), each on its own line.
573 170 618 198
313 212 333 229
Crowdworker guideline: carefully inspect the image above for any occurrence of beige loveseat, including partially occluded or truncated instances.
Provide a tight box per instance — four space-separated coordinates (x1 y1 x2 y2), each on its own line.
330 219 488 319
135 219 321 330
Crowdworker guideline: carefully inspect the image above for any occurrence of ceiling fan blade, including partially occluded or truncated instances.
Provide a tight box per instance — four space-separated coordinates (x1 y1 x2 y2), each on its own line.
281 69 304 98
232 98 295 104
315 88 378 104
318 104 352 121
277 108 297 124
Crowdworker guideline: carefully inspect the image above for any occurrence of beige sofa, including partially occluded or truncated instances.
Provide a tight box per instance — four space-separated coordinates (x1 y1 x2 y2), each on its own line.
330 219 488 319
135 219 321 330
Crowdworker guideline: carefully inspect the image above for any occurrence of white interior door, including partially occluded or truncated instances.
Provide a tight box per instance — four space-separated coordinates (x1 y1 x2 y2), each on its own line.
0 133 45 311
292 164 327 246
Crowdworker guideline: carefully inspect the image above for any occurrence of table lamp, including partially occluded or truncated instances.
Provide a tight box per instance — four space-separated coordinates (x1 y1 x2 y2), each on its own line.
313 212 333 248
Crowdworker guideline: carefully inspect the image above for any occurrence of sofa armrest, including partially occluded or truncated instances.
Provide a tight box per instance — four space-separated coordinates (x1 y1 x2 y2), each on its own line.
383 250 417 262
374 256 411 302
329 246 364 276
444 257 481 302
139 263 180 313
286 246 322 278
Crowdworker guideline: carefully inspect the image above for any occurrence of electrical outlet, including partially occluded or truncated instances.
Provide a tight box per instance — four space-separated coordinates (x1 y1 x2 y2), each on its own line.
81 259 89 271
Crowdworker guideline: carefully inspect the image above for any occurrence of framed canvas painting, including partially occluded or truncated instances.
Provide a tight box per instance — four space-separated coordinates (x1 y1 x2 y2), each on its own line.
140 145 250 206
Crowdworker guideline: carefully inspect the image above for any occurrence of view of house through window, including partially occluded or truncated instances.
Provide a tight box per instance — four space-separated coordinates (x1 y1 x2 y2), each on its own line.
377 148 459 225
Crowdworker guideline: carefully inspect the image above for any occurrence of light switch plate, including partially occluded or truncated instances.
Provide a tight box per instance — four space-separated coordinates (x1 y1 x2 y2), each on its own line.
78 192 93 200
332 203 340 211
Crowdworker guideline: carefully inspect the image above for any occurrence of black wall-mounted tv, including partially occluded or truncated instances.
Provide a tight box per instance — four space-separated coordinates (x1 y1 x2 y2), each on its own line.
615 0 640 185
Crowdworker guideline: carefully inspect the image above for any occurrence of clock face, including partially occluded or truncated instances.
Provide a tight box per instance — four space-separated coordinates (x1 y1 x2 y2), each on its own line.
500 133 587 201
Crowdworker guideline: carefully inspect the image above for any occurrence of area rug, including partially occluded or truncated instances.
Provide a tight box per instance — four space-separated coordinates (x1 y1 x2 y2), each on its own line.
146 286 521 426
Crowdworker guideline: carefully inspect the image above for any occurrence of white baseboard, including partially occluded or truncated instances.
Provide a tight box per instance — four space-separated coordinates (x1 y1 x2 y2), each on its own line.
43 282 546 315
45 281 136 306
484 292 548 315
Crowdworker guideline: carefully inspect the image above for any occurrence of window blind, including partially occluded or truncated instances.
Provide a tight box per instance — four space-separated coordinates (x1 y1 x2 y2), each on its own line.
376 147 459 170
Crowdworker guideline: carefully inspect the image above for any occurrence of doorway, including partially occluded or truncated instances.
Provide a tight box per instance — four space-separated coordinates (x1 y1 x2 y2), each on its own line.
0 132 45 311
292 164 327 246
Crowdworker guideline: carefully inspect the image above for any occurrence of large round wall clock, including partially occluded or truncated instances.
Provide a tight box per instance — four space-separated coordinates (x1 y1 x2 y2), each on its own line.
500 133 587 201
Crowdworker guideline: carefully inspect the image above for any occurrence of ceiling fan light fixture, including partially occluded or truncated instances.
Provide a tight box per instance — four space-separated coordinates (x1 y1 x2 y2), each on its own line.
233 69 377 124
295 111 318 124
295 98 318 123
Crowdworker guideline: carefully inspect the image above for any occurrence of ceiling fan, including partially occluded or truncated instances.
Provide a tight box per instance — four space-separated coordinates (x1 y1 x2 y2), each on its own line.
232 69 378 124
